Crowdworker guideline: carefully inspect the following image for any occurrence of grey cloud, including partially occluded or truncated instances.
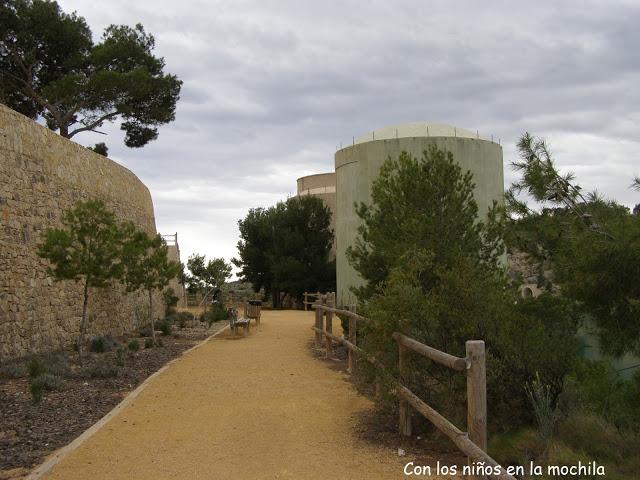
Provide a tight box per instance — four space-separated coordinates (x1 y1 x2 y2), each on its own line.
56 0 640 269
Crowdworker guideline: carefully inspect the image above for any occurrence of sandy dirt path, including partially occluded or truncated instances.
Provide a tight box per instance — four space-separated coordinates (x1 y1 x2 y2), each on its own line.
40 310 446 480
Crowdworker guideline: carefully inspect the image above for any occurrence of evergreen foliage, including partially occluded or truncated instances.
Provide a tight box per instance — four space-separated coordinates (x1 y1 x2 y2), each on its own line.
506 133 640 356
120 227 181 344
234 195 335 308
0 0 181 146
349 147 578 429
37 200 122 362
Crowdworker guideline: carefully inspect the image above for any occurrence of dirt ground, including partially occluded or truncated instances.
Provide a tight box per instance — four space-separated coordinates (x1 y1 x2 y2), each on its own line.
36 310 456 480
0 322 226 479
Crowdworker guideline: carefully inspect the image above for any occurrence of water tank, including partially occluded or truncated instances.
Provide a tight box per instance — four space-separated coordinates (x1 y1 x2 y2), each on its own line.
335 123 504 306
297 172 337 259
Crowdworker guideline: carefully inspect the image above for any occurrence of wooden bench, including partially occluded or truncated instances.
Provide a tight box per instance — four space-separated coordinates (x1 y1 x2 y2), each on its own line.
228 308 250 337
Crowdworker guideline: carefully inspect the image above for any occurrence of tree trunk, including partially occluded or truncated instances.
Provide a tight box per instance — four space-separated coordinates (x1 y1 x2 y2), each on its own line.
271 289 280 309
59 123 69 138
78 278 90 365
149 289 156 345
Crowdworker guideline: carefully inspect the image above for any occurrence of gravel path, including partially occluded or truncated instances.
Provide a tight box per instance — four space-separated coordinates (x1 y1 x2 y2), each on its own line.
40 310 445 479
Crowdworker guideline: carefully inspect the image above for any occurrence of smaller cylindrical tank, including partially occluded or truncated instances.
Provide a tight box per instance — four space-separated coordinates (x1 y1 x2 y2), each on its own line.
296 172 337 259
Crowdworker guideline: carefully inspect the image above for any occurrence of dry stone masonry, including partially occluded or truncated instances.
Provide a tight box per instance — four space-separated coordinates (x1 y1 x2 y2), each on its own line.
0 105 163 360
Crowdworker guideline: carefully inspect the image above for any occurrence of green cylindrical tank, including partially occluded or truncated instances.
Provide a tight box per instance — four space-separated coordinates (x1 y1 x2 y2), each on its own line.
335 123 504 307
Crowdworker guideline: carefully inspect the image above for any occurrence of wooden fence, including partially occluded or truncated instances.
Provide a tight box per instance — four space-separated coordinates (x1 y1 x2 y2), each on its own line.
312 293 516 480
303 291 323 311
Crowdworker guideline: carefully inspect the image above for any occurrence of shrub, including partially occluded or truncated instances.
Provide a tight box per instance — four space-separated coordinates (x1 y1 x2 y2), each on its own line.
144 338 154 349
557 410 625 462
0 361 27 379
27 352 71 379
27 356 47 378
86 362 119 378
89 334 119 353
138 324 153 337
176 311 194 329
201 303 229 326
43 352 71 378
163 287 179 315
30 381 43 404
157 318 172 336
568 359 640 432
33 372 63 390
115 347 126 366
526 373 558 452
128 339 140 352
29 372 64 403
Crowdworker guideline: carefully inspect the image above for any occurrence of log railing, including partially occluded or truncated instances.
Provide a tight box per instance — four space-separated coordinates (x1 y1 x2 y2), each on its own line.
312 293 516 480
303 291 323 311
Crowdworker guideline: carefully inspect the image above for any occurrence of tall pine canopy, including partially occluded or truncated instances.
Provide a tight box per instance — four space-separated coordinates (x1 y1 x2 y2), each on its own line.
0 0 182 147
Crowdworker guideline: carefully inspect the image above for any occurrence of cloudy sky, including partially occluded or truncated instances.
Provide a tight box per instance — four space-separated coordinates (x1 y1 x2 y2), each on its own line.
57 0 640 275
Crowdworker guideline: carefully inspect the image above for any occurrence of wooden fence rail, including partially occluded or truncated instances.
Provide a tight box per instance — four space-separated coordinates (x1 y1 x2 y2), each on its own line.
303 291 323 311
312 294 516 480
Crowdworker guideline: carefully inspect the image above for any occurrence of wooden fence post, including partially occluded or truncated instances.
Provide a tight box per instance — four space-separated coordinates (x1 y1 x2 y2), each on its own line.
347 309 356 373
315 295 326 347
466 340 487 475
398 341 412 436
325 293 334 357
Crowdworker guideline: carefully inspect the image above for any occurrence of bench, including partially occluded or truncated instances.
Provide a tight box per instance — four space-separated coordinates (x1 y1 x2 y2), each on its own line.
228 308 250 337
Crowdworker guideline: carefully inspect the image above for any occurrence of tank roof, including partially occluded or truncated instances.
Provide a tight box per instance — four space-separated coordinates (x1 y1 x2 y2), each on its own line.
296 172 336 183
353 123 487 145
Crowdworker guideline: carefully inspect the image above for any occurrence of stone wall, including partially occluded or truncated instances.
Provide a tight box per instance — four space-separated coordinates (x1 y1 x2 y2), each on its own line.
166 244 186 307
0 104 163 360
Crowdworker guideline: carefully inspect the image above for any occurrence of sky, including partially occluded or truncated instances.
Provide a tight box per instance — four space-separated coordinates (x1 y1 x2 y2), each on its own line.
57 0 640 276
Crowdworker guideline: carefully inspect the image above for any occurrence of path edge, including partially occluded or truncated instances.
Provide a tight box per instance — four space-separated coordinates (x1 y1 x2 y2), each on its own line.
26 325 230 480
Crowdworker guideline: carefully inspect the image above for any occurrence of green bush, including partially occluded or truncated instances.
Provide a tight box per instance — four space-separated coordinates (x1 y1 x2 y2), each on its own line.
86 362 119 378
138 324 153 337
115 346 126 366
30 381 43 404
144 338 154 349
27 356 47 378
27 352 70 380
163 287 179 315
33 372 63 390
128 339 140 352
201 303 229 326
89 334 119 353
568 360 640 432
0 361 27 379
157 318 172 336
176 311 194 329
29 372 64 403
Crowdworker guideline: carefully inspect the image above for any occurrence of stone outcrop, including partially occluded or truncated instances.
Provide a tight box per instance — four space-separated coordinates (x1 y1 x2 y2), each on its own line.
0 104 163 360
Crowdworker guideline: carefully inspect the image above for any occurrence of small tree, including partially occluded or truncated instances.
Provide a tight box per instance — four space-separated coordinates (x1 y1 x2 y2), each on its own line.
347 146 504 300
121 227 180 345
163 287 179 314
186 254 232 312
38 200 122 362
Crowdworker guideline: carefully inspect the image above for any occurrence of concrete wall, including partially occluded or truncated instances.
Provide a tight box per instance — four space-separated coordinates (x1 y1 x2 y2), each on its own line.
0 105 163 360
297 172 337 259
335 124 504 307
